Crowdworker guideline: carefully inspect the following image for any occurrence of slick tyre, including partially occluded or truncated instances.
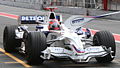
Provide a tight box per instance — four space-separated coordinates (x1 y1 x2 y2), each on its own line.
3 25 21 53
93 31 116 63
25 32 47 65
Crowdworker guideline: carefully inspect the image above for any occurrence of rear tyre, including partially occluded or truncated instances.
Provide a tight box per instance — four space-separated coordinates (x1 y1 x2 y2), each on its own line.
93 31 116 63
25 32 47 65
3 25 21 53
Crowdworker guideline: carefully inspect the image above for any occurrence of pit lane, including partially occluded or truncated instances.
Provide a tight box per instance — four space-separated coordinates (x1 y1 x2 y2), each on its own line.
0 5 120 68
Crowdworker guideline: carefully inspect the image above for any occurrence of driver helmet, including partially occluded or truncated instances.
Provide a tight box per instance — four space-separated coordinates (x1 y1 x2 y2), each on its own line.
48 19 61 30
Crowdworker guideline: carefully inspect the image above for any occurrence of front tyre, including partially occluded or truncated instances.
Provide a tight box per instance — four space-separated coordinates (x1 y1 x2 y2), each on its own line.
3 25 21 53
25 32 47 65
93 31 116 63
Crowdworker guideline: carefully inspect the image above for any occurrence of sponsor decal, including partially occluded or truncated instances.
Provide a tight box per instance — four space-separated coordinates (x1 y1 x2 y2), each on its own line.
71 17 84 26
20 15 45 21
20 15 45 24
85 47 100 52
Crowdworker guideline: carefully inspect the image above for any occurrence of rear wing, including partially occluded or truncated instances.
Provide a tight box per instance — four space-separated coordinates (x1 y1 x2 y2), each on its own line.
18 15 46 24
18 14 62 24
44 7 58 12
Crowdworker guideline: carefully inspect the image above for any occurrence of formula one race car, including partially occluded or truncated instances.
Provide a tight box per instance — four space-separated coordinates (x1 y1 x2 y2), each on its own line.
3 7 118 65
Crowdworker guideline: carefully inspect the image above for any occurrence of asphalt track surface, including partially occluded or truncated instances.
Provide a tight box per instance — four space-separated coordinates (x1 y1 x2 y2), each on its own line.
0 5 120 68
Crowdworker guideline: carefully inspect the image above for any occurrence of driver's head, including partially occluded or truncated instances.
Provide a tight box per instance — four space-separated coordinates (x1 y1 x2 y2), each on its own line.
48 19 61 30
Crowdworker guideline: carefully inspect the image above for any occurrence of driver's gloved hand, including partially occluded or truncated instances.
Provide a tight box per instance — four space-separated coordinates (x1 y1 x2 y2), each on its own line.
75 27 83 35
85 28 91 38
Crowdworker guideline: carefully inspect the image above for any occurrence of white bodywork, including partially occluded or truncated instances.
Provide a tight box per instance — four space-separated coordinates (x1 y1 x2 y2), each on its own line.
15 23 109 62
40 24 108 62
15 10 120 63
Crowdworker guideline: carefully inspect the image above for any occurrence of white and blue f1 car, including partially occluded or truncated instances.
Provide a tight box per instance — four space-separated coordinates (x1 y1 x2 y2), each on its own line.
3 7 119 65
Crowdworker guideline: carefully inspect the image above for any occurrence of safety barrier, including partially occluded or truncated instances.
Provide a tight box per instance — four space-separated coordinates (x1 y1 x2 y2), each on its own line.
43 0 102 9
0 0 43 10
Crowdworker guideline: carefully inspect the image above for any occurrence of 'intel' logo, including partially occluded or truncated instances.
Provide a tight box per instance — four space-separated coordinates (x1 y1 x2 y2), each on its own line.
71 18 84 26
21 16 44 21
72 18 84 24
